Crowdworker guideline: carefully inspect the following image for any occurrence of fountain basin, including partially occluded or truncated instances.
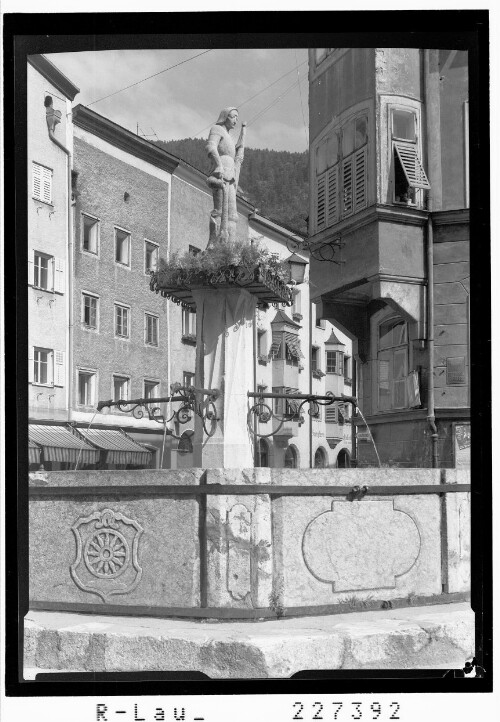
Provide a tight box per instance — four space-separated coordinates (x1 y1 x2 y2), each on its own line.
28 467 470 617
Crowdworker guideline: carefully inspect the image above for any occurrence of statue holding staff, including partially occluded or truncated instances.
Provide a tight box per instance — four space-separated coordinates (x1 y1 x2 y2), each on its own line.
206 107 247 248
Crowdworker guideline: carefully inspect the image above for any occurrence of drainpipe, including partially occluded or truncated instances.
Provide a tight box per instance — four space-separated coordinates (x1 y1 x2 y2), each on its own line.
309 287 313 468
423 51 439 468
46 97 74 422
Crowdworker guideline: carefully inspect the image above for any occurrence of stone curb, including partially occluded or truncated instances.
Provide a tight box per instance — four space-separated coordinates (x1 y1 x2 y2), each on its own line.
24 603 474 679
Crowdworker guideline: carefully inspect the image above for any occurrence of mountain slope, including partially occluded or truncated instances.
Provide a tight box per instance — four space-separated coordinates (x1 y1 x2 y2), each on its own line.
155 138 309 235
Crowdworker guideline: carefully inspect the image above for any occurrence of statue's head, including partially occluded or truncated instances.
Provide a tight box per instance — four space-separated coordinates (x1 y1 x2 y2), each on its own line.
216 107 239 130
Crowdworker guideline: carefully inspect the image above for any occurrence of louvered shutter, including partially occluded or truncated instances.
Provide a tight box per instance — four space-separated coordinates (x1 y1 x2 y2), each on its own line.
394 142 430 189
326 165 339 226
354 146 367 212
28 249 35 285
28 346 35 383
341 156 354 218
269 333 282 358
41 166 52 203
54 350 65 387
32 164 42 200
316 172 327 230
54 258 65 293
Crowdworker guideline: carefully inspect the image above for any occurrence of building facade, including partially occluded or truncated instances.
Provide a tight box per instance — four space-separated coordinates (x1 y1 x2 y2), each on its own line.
308 48 470 467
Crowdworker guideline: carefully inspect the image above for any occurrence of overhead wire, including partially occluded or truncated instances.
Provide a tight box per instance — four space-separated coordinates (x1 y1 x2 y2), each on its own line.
191 59 307 138
87 49 213 106
245 73 308 127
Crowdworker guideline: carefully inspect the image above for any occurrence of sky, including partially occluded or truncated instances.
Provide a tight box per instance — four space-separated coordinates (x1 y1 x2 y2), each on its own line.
46 48 310 153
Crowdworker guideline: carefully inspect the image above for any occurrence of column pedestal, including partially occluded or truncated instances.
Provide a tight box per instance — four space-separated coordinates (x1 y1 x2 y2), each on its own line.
192 288 256 469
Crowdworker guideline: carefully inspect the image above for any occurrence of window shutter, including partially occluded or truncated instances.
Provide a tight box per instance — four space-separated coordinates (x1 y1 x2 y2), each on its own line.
28 347 35 383
28 249 35 285
54 350 65 387
42 166 52 203
32 164 42 200
316 172 327 230
326 165 339 225
394 142 431 189
354 146 367 212
341 156 354 218
54 258 65 293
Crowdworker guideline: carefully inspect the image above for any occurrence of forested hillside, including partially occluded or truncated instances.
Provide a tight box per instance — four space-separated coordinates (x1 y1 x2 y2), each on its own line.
156 138 309 235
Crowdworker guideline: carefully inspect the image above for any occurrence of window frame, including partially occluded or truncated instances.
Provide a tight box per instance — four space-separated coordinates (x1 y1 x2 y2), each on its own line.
144 379 160 399
183 371 195 388
77 368 97 407
375 314 410 413
144 239 159 275
81 292 99 331
388 102 428 207
33 347 53 386
32 162 53 205
144 312 159 347
114 303 131 339
181 307 197 339
33 251 54 291
81 213 100 256
114 226 131 268
112 374 130 403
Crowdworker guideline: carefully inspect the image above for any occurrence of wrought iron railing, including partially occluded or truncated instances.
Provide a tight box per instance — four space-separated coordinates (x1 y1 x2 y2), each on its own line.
97 383 220 439
247 391 357 439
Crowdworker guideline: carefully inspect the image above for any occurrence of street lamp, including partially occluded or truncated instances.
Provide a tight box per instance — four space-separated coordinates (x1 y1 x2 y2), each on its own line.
285 253 308 285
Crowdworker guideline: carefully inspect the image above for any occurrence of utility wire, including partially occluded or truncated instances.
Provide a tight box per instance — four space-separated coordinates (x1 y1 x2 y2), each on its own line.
294 49 309 149
191 59 307 138
87 49 213 106
246 73 307 127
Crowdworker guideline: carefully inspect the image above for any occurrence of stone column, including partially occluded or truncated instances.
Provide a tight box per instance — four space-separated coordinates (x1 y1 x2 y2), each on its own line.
191 287 256 469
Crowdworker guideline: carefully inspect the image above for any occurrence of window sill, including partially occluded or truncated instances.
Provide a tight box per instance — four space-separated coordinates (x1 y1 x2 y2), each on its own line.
32 198 54 207
145 342 160 349
31 382 54 388
82 249 100 258
82 325 99 332
312 370 326 379
115 263 131 270
292 313 303 321
257 355 268 365
115 335 131 341
181 334 197 346
344 378 352 385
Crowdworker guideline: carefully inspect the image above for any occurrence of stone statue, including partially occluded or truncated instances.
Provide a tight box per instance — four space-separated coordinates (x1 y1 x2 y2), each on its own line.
206 107 246 248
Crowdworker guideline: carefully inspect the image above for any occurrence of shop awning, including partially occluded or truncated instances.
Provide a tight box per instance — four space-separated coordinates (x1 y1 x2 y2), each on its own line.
29 425 100 464
75 428 152 466
29 439 41 465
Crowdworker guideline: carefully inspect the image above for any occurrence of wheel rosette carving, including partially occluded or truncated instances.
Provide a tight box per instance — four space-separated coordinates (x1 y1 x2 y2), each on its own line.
84 529 130 579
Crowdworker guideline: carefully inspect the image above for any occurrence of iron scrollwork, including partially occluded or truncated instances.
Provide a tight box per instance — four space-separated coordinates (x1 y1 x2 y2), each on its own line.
247 391 357 439
97 383 220 440
285 234 345 265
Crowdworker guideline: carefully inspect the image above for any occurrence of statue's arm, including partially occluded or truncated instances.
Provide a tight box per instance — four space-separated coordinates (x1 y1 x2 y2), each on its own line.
235 122 247 166
206 125 224 177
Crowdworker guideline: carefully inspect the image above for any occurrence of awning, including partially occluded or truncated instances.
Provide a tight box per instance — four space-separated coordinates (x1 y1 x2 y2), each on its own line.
29 425 100 464
75 428 152 466
285 332 304 359
29 439 41 465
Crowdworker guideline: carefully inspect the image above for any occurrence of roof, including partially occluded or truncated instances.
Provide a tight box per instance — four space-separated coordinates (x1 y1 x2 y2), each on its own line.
28 55 80 100
270 309 301 328
325 330 345 346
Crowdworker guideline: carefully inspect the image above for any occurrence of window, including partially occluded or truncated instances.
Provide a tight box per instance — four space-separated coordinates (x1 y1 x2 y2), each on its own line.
78 370 96 406
269 331 302 366
82 293 98 330
183 371 195 388
33 252 52 290
257 439 269 467
391 108 430 205
314 447 327 468
326 350 344 375
113 375 129 402
344 355 352 384
257 330 267 360
178 431 194 455
144 380 159 399
115 228 131 266
115 304 130 338
316 318 326 329
145 241 158 273
32 163 52 204
311 347 319 372
182 308 196 338
82 215 99 254
33 348 52 385
272 387 301 420
315 112 368 231
145 313 158 346
325 405 337 423
377 317 408 411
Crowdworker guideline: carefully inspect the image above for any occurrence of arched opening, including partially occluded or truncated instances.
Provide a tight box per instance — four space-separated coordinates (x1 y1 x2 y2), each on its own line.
176 429 194 469
257 438 269 467
284 444 298 469
337 448 351 468
314 446 328 468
